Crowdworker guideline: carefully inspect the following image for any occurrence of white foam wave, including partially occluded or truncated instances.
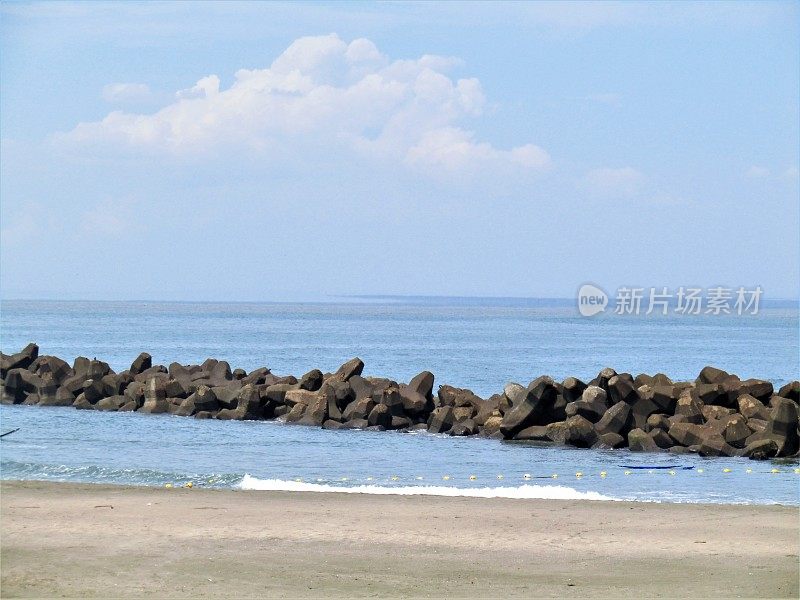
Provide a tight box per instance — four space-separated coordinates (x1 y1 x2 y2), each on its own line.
237 474 614 501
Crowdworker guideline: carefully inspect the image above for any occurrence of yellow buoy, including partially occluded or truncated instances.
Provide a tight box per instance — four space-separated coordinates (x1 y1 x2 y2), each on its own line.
722 468 732 473
794 468 800 474
771 468 780 473
469 475 477 480
391 475 399 481
164 483 173 488
185 481 193 488
600 471 607 478
551 474 558 479
575 472 583 478
443 475 451 481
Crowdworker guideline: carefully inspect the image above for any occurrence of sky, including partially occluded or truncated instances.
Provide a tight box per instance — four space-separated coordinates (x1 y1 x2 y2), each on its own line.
1 1 798 301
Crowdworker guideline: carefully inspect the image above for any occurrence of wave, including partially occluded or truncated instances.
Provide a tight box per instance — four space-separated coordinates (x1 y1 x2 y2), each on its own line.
0 460 243 488
237 474 615 500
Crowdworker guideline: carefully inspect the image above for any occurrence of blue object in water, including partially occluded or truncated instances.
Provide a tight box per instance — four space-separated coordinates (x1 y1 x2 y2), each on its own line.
619 465 695 470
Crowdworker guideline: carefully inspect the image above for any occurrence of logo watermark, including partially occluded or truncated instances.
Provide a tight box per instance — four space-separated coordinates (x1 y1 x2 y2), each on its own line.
577 284 609 317
577 284 763 317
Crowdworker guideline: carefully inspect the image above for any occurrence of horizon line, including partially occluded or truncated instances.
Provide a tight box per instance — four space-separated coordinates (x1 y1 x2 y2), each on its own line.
0 294 798 305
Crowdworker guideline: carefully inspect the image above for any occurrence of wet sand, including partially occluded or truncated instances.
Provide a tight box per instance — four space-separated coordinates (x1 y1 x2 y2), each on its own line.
1 481 797 598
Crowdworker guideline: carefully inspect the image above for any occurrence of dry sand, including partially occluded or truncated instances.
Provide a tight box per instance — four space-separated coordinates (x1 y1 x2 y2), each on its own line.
1 481 797 598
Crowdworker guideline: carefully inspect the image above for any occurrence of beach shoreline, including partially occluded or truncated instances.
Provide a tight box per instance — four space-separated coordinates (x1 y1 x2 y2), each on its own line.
2 481 798 598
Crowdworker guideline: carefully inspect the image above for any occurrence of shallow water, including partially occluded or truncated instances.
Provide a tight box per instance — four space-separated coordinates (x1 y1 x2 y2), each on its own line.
0 299 798 504
1 405 798 505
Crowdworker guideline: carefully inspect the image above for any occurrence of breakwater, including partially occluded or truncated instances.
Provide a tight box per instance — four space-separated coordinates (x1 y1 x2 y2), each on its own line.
2 343 798 460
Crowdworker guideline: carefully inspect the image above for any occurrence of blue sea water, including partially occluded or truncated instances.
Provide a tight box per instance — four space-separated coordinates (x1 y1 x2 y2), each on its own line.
1 299 798 505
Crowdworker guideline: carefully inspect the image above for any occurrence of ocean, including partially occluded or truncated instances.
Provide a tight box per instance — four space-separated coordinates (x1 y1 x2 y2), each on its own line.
1 298 798 505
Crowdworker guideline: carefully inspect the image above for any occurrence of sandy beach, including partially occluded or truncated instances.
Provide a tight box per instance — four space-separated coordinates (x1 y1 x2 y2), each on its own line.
0 481 797 598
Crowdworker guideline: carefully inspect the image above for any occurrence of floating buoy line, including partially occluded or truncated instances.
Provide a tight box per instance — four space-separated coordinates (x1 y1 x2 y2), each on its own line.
164 466 800 489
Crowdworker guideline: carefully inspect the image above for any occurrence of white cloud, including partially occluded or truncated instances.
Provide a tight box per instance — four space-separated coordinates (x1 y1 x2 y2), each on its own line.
176 75 220 100
102 83 154 104
581 166 644 197
57 34 549 175
405 128 550 173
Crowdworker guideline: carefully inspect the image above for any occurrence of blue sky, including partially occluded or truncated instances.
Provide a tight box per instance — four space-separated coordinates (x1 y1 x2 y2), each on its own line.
1 1 798 301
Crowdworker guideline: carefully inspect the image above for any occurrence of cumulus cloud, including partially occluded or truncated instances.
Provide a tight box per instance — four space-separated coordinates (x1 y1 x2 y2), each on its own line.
405 128 550 173
175 75 220 100
101 82 154 104
57 34 550 175
581 166 644 197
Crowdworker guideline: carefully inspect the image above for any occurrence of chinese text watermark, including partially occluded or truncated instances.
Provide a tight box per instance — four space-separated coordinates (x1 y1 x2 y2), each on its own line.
577 284 762 317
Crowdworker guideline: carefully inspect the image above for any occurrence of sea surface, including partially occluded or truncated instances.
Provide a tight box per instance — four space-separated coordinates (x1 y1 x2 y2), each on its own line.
1 298 798 505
